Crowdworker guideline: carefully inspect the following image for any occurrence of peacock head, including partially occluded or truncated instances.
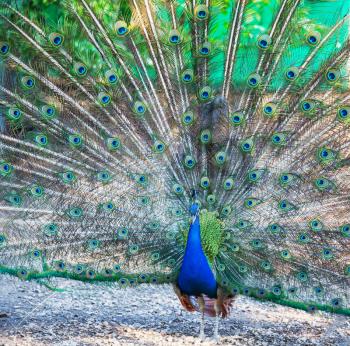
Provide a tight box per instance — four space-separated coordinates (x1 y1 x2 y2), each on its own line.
189 202 200 216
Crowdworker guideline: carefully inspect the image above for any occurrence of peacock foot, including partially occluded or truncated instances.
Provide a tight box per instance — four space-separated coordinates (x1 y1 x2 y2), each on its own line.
212 334 221 344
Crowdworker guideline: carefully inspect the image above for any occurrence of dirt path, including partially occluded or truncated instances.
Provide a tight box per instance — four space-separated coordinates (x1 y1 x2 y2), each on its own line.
0 276 349 345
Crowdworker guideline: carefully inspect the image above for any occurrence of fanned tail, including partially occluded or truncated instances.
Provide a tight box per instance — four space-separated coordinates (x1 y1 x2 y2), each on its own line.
0 0 349 316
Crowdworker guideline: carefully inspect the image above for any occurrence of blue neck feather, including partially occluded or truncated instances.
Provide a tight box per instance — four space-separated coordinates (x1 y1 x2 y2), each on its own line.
177 215 217 298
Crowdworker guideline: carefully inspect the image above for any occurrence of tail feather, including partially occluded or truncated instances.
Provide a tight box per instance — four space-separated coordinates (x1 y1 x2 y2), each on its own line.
0 0 349 315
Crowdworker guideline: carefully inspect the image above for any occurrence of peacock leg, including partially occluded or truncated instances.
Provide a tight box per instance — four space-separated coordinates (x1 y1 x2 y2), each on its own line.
213 309 220 342
198 295 205 340
213 287 224 342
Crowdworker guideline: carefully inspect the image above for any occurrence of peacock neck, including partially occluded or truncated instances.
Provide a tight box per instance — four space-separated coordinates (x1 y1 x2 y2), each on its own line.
186 215 202 252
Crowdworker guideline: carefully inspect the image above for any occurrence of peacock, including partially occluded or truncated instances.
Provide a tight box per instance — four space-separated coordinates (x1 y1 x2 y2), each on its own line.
0 0 350 341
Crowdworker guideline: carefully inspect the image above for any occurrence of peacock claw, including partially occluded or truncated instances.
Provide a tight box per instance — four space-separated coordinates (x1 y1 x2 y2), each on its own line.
213 334 221 344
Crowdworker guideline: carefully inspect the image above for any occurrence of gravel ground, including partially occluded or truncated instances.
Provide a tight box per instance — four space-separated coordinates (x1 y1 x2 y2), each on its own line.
0 276 349 346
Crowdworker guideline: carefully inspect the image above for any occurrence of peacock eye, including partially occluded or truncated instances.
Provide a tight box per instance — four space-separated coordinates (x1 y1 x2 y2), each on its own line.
18 269 28 278
75 264 83 274
115 21 129 37
49 33 64 47
285 67 299 81
289 287 297 294
136 195 150 207
98 92 111 105
7 107 22 122
200 176 210 189
331 298 341 307
232 287 239 294
263 102 277 117
336 106 350 123
67 207 83 218
221 205 232 217
0 161 13 177
281 249 291 259
230 111 244 126
21 76 35 89
314 287 323 294
31 185 44 197
340 224 350 237
257 34 271 50
129 244 139 255
136 174 148 186
181 69 194 83
97 170 111 183
306 31 320 46
326 69 340 83
106 137 121 151
56 260 66 270
199 42 211 56
247 73 261 88
169 30 181 45
103 268 112 276
60 171 76 184
198 86 212 101
296 271 308 282
0 42 10 55
133 101 147 116
223 177 234 190
104 69 118 85
316 146 336 165
43 223 58 236
206 194 216 204
271 286 281 296
34 134 48 146
184 155 196 169
172 183 184 195
32 249 41 257
74 62 87 76
86 270 95 279
114 264 121 272
153 139 166 154
300 99 316 114
200 129 212 144
257 288 266 297
195 5 209 20
182 111 195 126
239 266 248 274
68 134 82 147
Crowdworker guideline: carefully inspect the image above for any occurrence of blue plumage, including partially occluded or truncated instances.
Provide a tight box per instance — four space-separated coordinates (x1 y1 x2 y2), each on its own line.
177 215 217 298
